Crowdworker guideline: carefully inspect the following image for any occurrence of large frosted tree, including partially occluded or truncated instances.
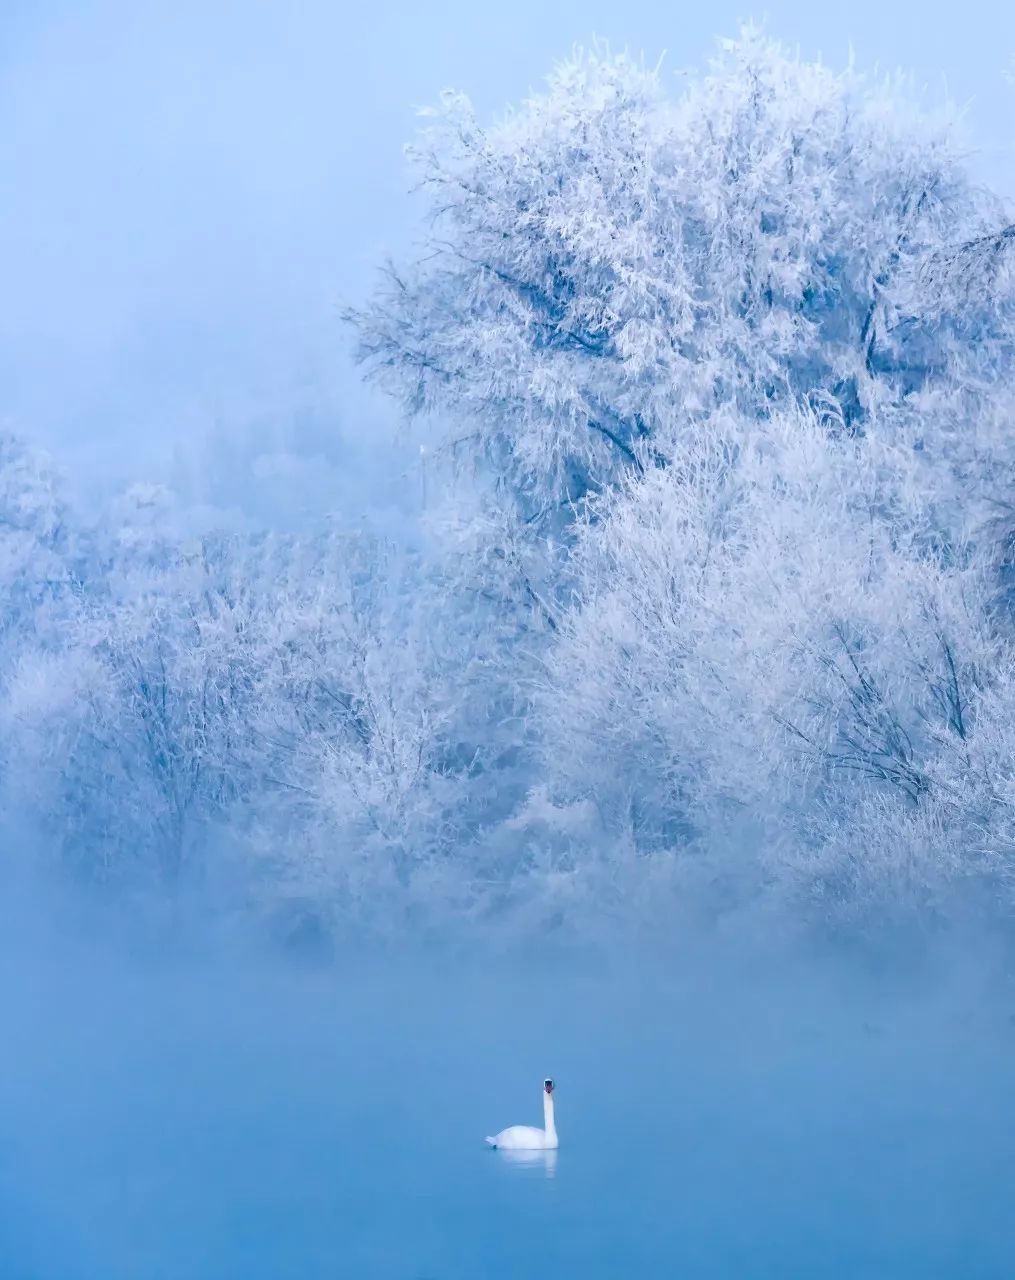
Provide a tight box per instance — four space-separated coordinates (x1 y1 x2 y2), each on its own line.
349 29 1015 925
349 29 1011 515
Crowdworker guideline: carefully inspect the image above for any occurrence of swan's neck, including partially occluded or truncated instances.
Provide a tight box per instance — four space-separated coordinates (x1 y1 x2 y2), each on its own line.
543 1092 556 1140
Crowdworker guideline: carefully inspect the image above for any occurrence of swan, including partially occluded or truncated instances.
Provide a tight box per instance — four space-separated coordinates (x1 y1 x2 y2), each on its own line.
485 1078 558 1150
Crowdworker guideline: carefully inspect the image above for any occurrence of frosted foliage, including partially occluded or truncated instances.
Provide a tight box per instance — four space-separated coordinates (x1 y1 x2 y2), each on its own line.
3 32 1015 941
345 31 1015 929
540 407 1015 907
0 435 76 636
350 29 1010 520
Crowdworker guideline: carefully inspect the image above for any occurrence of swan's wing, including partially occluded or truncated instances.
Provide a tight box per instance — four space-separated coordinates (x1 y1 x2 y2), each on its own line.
487 1125 548 1150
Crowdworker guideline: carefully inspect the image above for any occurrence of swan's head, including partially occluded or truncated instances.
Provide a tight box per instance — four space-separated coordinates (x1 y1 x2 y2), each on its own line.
543 1077 555 1095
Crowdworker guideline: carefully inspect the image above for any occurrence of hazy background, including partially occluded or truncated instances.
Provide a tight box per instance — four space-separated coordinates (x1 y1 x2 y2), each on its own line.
2 0 1013 501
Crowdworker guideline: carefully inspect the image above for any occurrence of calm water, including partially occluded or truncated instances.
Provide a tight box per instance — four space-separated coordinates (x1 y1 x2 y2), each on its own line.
1 942 1014 1278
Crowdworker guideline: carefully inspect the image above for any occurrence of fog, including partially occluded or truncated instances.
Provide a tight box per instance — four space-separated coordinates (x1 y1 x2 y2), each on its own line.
2 884 1014 1277
3 0 1013 497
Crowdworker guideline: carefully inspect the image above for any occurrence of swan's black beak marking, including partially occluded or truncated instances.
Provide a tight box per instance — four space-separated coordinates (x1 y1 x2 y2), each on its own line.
544 1078 554 1094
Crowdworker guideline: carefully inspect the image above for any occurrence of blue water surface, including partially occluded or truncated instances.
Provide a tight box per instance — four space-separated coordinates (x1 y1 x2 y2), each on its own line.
1 944 1013 1279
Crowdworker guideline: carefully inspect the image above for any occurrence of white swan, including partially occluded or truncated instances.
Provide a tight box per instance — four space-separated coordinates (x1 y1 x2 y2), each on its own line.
485 1078 558 1150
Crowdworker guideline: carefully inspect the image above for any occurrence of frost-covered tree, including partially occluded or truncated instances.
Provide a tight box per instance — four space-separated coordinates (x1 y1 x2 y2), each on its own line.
537 406 1015 911
238 535 466 906
5 494 484 911
8 514 275 882
0 433 80 651
349 29 1015 928
349 28 1012 519
0 435 87 851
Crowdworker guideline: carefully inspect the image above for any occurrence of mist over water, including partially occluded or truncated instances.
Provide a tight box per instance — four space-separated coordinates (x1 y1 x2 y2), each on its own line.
2 883 1014 1279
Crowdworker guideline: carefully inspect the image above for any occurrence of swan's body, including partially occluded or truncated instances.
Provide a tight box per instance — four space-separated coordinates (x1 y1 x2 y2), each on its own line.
486 1079 558 1150
485 1124 556 1151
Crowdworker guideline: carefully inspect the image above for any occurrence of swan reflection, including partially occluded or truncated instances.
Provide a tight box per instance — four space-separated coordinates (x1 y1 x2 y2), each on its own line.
495 1146 557 1177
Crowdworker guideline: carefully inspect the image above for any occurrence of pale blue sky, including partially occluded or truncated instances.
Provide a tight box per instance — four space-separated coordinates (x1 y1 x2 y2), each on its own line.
1 0 1013 485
